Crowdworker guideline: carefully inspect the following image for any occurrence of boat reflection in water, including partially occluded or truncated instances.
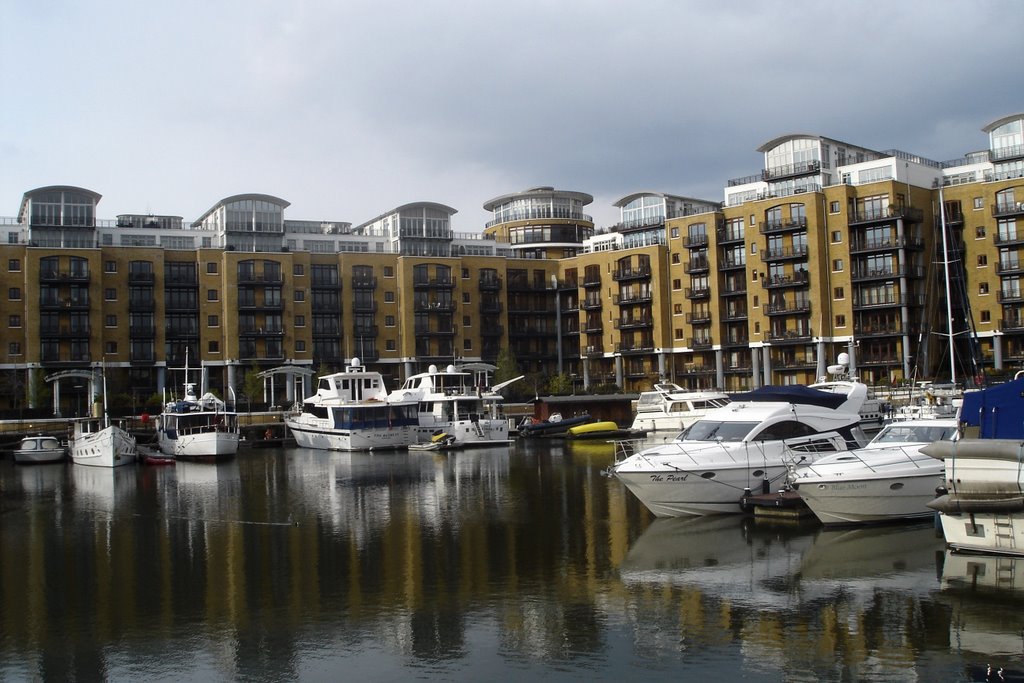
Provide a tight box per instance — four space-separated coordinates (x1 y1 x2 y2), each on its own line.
4 443 1024 681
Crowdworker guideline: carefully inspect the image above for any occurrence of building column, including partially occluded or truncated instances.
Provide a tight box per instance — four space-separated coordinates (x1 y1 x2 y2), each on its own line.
994 335 1003 370
157 366 166 397
615 356 623 389
658 352 666 380
715 349 724 389
751 346 761 389
582 360 590 389
227 362 237 403
816 339 827 380
286 371 295 403
847 339 857 377
51 374 60 416
762 347 772 386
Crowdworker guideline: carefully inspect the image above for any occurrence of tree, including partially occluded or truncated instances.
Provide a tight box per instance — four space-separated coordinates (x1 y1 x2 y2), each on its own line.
545 373 573 396
240 364 264 412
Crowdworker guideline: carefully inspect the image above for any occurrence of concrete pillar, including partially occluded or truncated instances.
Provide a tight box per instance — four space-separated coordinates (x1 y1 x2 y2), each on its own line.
816 340 827 380
762 346 773 386
52 375 61 416
715 349 724 389
227 362 237 402
615 356 623 389
157 366 166 396
751 346 761 389
582 360 590 389
658 352 666 380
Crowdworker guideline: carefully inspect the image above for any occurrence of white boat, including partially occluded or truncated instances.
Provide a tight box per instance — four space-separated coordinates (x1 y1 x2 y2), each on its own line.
70 417 137 468
13 435 66 464
629 383 730 433
809 353 885 432
285 358 421 451
923 439 1024 556
396 363 521 448
156 382 240 459
611 383 870 517
791 417 960 525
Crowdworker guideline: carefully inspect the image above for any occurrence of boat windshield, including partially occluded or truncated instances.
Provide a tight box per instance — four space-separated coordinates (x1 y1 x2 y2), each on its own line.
679 420 758 442
871 424 957 444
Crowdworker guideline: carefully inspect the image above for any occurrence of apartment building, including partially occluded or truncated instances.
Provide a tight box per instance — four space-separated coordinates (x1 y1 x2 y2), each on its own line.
2 113 1022 414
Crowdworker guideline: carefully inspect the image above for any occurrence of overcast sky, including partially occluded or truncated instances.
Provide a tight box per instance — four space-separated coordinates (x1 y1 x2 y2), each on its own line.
3 0 1023 231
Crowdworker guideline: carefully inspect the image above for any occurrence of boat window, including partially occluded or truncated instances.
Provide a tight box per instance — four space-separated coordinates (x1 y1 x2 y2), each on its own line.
680 420 757 442
752 420 818 442
872 425 957 443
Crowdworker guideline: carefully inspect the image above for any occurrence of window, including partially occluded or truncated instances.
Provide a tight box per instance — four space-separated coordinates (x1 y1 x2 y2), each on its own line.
829 201 840 213
9 315 20 327
749 215 756 226
208 289 219 301
831 231 842 243
105 342 117 354
384 266 394 277
976 226 986 238
836 314 846 327
9 342 20 355
978 255 988 267
462 268 470 279
672 278 682 289
105 315 116 327
670 227 680 238
295 290 305 302
751 269 758 281
104 260 117 273
463 339 472 350
293 264 304 276
974 197 983 209
295 315 305 327
208 315 219 327
8 288 20 300
834 287 844 299
207 262 218 274
671 252 681 264
209 341 220 353
385 291 395 302
980 310 991 323
296 340 306 352
385 315 395 327
673 303 683 315
674 328 684 340
463 315 471 326
753 295 759 307
8 259 20 271
980 282 990 295
105 288 117 301
386 339 396 351
832 259 843 272
462 292 470 303
751 243 757 254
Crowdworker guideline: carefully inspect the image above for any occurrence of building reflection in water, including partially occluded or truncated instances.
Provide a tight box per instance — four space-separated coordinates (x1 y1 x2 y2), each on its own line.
1 441 1022 680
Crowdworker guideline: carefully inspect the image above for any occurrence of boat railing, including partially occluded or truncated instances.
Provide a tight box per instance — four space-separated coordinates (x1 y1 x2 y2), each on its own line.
791 444 927 478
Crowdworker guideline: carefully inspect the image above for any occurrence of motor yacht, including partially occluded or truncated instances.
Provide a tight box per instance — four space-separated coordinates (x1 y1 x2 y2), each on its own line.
629 383 731 433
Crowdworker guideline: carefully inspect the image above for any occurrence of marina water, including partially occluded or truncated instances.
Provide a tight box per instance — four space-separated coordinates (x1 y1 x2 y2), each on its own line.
1 437 1021 682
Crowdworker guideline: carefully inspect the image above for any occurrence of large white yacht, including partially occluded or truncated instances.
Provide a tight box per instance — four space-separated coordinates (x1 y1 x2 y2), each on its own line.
612 383 869 517
791 417 959 525
630 382 731 433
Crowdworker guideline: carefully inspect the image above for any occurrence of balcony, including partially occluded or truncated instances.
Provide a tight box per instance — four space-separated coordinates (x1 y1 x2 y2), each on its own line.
775 355 817 368
766 330 813 343
352 300 379 313
853 323 905 336
716 227 745 245
759 216 808 235
760 245 808 261
615 342 655 355
689 337 713 349
506 277 549 292
414 324 454 336
581 298 602 310
718 256 746 271
1001 318 1024 331
584 345 605 358
995 231 1024 247
614 316 654 330
850 265 924 282
40 325 91 339
997 260 1024 276
237 273 284 285
481 324 504 337
998 290 1024 303
39 270 90 283
237 299 284 311
479 276 503 291
990 144 1024 163
763 272 810 289
128 272 155 284
413 276 454 289
413 300 455 312
721 282 747 297
683 233 709 248
723 334 749 346
764 301 811 316
852 293 925 309
612 265 652 281
353 325 379 337
684 258 710 274
582 275 602 288
762 159 821 182
848 205 924 226
509 324 557 337
479 300 503 314
129 324 156 338
685 311 712 324
351 276 377 289
613 292 653 305
721 309 747 321
849 235 924 253
684 287 710 300
238 326 285 338
582 321 603 334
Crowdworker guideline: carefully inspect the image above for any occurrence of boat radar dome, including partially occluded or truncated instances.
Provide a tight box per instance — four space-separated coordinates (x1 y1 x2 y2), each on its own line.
446 364 457 373
837 352 850 365
350 357 361 368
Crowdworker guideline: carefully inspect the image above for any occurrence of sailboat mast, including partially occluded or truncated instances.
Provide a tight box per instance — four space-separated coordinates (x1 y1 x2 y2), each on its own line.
937 184 956 385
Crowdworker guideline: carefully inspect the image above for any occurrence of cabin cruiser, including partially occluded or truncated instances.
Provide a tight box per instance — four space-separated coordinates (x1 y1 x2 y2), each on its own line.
612 384 869 517
791 417 959 525
630 383 731 433
13 435 66 464
70 417 137 468
393 363 521 447
808 354 884 432
156 382 240 458
285 359 421 451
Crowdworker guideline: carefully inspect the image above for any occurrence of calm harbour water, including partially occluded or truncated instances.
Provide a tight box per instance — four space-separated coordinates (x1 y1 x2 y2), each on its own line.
1 436 1022 682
